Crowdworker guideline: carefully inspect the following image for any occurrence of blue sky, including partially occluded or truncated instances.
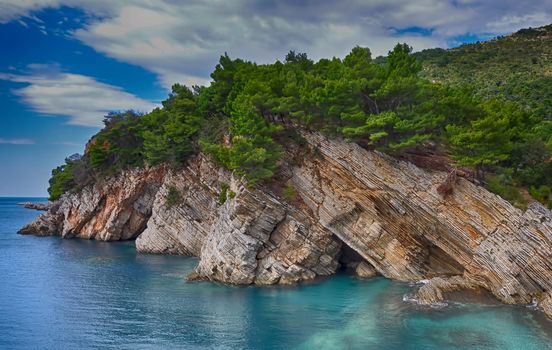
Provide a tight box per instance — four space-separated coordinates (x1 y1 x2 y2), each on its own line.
0 1 551 196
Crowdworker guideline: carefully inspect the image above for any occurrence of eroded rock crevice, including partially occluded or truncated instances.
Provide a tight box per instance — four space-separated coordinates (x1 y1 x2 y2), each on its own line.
336 242 376 279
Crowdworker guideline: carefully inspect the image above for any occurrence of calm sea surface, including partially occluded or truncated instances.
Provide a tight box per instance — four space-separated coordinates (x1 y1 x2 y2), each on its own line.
1 197 552 349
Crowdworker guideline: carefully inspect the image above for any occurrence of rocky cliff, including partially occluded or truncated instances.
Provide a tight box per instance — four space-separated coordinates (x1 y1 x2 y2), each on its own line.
19 166 165 240
19 132 552 318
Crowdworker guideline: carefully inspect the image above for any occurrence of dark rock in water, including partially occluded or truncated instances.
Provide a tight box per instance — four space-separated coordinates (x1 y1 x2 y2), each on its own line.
354 262 378 279
17 202 51 211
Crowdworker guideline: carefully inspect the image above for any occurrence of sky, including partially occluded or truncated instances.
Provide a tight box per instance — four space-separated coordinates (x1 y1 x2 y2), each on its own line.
0 1 551 196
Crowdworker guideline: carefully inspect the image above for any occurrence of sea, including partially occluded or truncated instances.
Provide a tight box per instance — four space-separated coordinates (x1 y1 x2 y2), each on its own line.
1 197 552 349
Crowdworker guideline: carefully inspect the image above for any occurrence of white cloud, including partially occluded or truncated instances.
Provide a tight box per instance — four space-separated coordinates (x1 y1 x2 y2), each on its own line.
70 0 453 88
0 66 158 127
1 0 551 89
0 0 59 23
487 12 552 32
0 138 35 145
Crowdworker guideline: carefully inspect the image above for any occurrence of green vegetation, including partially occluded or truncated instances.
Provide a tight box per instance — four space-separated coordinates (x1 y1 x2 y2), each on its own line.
48 84 202 200
47 154 93 201
283 184 297 201
165 186 183 208
48 26 552 207
415 24 552 120
48 159 77 201
486 175 527 209
219 183 229 204
218 182 236 204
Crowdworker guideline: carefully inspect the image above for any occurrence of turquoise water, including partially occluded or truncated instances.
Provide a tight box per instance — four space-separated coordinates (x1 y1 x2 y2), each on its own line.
1 197 552 349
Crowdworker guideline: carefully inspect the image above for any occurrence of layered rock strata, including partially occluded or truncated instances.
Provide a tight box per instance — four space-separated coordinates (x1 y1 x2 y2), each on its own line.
291 133 552 309
19 132 552 317
136 155 341 285
19 166 165 240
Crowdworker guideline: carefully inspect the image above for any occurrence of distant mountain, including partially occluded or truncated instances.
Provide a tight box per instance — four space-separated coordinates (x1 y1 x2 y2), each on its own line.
415 24 552 119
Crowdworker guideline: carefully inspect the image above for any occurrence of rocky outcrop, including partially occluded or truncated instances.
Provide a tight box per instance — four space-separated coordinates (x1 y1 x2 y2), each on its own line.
19 166 165 240
192 189 341 285
18 201 51 211
18 132 552 318
137 155 341 285
354 262 378 279
135 156 225 255
288 133 552 309
414 276 480 305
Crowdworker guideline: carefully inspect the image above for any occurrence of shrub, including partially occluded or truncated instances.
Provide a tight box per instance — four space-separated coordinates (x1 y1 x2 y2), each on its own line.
165 186 183 208
529 185 551 204
47 154 91 201
283 184 297 201
486 175 527 209
219 183 229 204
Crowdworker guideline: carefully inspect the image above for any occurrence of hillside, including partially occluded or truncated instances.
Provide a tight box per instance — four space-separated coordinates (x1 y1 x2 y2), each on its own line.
46 25 551 214
416 24 552 119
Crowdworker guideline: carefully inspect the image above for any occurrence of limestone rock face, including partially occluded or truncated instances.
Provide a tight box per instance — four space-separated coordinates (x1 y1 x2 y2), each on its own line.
18 131 552 318
135 156 227 255
19 166 165 240
132 155 342 284
193 189 341 285
291 133 552 308
540 292 552 319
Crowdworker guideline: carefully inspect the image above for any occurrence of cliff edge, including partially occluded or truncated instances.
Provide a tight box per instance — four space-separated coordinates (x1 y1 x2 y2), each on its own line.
19 132 552 318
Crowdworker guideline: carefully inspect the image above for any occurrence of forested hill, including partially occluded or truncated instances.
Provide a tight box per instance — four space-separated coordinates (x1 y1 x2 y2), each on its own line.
415 24 552 119
47 25 552 209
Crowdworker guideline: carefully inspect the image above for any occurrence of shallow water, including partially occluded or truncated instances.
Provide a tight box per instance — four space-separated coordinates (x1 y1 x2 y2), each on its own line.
1 197 552 349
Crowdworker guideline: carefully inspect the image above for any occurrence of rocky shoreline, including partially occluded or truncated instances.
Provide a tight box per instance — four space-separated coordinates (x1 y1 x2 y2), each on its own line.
17 201 51 211
19 132 552 319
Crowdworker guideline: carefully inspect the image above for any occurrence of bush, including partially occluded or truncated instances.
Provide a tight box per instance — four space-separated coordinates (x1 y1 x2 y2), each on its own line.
165 186 183 208
219 183 229 204
529 185 551 204
283 184 297 201
48 164 75 201
486 175 527 209
47 154 91 201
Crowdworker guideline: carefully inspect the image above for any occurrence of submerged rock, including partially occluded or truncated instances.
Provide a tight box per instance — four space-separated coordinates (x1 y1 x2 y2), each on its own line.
18 131 552 318
413 276 479 305
354 262 378 279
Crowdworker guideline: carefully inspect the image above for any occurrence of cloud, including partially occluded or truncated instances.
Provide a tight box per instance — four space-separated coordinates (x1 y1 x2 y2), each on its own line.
486 12 552 32
0 1 59 23
1 1 551 89
69 0 455 88
0 65 158 127
0 138 35 145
